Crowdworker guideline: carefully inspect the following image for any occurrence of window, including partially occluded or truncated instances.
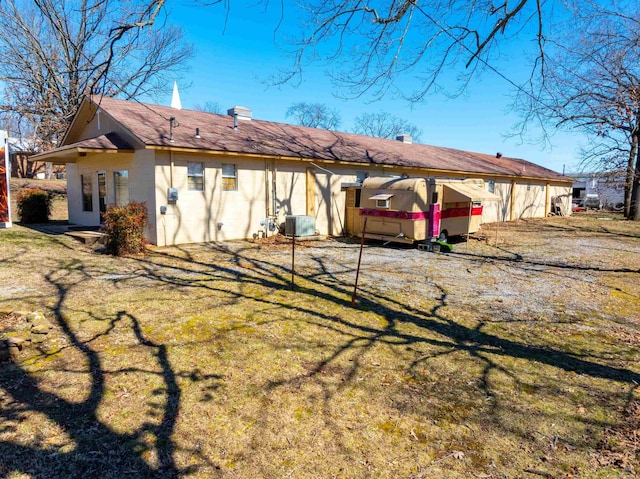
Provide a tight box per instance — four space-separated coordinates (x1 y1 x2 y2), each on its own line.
81 174 93 211
527 184 531 191
222 164 237 191
369 193 393 209
98 172 107 214
487 180 495 194
114 170 129 205
188 162 204 191
541 184 545 192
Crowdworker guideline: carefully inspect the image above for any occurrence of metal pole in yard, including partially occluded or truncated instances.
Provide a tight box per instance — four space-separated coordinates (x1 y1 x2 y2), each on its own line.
351 216 368 307
291 222 296 288
467 203 472 252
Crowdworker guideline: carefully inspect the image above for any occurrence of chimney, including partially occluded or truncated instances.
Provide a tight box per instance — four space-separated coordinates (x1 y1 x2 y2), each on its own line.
396 134 412 144
227 106 252 121
496 152 503 158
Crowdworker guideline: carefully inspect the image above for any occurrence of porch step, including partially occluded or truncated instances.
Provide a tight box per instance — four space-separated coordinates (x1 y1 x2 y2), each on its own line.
65 230 106 245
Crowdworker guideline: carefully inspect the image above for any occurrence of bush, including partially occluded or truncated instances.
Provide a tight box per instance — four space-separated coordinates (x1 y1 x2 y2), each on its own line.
102 201 148 256
16 189 51 223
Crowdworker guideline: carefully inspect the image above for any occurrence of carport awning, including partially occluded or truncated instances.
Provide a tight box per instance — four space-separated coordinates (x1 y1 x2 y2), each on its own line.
368 193 394 200
443 183 501 202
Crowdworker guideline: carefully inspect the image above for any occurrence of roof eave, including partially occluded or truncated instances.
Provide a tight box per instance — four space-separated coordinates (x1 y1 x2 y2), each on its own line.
147 145 570 183
31 147 135 164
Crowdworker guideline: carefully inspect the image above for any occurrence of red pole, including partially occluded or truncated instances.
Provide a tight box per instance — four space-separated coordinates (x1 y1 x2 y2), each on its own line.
351 216 368 307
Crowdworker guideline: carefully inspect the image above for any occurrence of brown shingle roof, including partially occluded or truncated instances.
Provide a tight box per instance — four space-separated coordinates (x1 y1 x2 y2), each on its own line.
31 131 134 162
85 96 567 181
67 132 134 151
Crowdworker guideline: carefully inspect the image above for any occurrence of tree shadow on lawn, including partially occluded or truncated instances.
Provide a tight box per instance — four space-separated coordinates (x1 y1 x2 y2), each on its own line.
0 263 220 478
1 238 639 477
138 245 640 441
144 242 640 381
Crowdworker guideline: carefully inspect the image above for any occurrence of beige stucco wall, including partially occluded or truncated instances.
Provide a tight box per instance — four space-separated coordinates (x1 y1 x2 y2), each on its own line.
481 181 511 224
66 153 135 227
66 144 572 245
512 182 547 219
273 161 307 218
132 149 158 241
549 184 573 216
66 163 85 226
310 167 365 236
152 159 405 245
154 153 270 246
479 181 572 223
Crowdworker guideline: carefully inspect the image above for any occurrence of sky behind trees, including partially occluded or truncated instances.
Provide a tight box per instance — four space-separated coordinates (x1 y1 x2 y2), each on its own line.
155 1 587 173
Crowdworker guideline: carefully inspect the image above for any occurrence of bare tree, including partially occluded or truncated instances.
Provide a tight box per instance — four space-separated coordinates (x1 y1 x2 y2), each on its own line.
353 112 422 142
513 6 640 218
193 101 223 114
0 0 193 151
273 0 555 102
286 102 342 130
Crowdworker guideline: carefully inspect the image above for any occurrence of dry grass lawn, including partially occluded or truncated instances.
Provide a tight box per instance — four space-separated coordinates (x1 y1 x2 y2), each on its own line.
0 213 639 478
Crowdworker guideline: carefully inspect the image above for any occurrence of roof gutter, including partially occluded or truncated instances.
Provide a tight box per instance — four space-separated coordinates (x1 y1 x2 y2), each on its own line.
145 145 572 184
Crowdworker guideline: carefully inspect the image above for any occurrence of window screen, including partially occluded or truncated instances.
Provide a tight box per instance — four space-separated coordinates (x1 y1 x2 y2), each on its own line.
81 174 93 211
188 162 204 191
222 164 237 191
114 170 129 205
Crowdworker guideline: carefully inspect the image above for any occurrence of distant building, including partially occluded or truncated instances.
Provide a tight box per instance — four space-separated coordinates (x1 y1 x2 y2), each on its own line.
0 129 48 178
569 171 625 209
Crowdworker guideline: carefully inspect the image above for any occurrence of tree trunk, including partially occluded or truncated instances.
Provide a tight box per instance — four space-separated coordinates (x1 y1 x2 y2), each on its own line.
624 138 636 217
629 133 640 220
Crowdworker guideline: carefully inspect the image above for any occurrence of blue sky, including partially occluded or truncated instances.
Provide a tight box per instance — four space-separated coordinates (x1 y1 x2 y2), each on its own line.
160 1 588 174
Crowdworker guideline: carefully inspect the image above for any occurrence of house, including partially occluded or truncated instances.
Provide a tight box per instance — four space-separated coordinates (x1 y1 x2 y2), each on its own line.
569 171 626 209
0 129 57 179
33 96 573 246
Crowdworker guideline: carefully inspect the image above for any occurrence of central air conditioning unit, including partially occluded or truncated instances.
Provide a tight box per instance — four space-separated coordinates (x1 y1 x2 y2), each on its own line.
285 215 315 237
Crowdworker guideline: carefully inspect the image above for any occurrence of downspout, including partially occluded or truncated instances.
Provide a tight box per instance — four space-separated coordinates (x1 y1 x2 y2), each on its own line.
545 182 550 216
265 159 270 237
170 151 174 189
169 116 175 190
510 180 516 221
272 159 278 220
